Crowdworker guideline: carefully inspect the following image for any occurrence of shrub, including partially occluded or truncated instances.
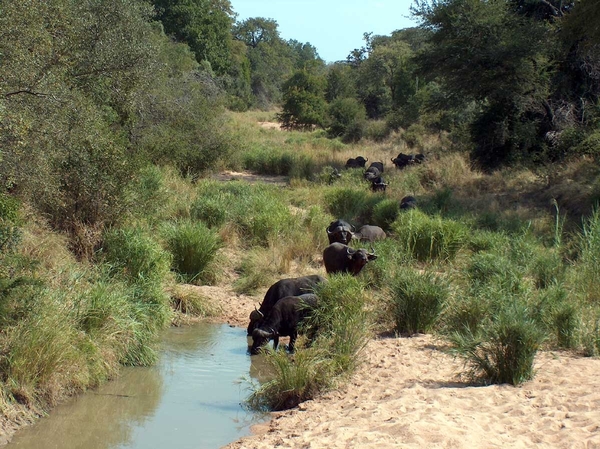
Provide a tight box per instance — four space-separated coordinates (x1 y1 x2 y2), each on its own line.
389 268 449 335
161 220 221 284
246 346 331 411
233 247 280 295
392 209 468 262
190 192 231 228
327 98 367 142
125 165 168 220
234 190 296 247
101 227 172 283
468 229 511 253
363 119 390 142
324 187 383 226
247 275 370 412
574 208 600 303
551 302 580 349
310 275 372 372
450 303 544 385
371 199 399 231
401 124 426 150
529 252 565 290
0 193 22 254
580 308 600 357
573 130 600 156
121 280 171 366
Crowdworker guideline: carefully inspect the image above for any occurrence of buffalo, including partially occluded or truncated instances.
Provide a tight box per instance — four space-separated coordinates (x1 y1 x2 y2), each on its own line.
322 242 377 276
368 161 384 173
353 225 386 242
326 219 354 245
250 294 318 355
370 176 388 192
400 195 417 210
247 275 326 336
345 156 368 169
391 153 425 169
363 166 381 182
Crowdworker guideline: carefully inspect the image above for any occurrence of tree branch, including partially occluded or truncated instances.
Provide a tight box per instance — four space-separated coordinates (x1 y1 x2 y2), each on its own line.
4 89 48 98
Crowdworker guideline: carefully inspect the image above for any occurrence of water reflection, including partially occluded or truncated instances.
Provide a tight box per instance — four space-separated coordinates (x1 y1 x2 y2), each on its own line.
8 323 267 449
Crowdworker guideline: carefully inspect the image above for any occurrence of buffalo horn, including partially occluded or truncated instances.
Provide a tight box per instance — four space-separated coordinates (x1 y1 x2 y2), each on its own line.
249 310 263 321
254 328 273 338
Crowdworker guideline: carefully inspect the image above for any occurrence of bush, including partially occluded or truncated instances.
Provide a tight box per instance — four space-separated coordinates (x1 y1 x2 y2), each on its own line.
529 252 565 290
233 247 280 295
573 208 600 303
450 303 544 385
161 220 221 284
310 275 372 372
401 124 426 150
0 193 22 254
363 119 390 142
246 346 331 411
327 98 367 142
125 165 168 221
101 227 172 283
371 199 399 231
389 268 449 335
234 190 296 247
551 303 580 349
325 187 383 226
392 210 468 262
573 130 600 156
190 192 231 228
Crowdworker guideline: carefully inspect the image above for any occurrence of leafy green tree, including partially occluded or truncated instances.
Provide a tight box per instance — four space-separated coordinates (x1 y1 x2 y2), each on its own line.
325 63 357 102
277 71 327 130
412 0 554 167
0 0 157 248
0 0 233 255
359 40 414 112
152 0 235 75
327 97 367 142
233 17 294 108
131 32 233 175
288 40 325 72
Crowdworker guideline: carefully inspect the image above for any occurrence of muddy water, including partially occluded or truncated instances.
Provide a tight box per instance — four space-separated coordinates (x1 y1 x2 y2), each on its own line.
8 323 272 449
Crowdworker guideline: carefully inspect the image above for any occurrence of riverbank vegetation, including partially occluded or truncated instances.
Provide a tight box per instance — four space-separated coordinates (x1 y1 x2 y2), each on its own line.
1 0 599 436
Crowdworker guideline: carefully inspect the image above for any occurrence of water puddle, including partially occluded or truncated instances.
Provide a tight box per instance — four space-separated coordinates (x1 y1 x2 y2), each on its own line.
8 323 269 449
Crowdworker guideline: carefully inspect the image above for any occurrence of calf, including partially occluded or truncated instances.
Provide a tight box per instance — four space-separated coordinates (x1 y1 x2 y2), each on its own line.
322 242 377 276
353 225 386 242
250 294 318 355
247 275 325 335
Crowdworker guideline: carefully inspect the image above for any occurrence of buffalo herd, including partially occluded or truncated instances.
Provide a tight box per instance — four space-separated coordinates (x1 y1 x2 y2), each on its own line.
247 152 426 354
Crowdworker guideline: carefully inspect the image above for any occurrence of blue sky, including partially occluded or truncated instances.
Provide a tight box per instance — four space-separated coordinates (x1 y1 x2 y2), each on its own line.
230 0 417 63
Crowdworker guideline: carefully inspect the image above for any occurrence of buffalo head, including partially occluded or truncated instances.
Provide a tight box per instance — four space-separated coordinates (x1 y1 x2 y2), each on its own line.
346 246 377 276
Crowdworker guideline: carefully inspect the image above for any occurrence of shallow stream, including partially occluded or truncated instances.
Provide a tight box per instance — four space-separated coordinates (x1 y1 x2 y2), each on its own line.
8 323 270 449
